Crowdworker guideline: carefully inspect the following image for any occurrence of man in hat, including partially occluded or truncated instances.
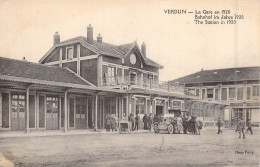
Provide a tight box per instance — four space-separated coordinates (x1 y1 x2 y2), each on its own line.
182 114 189 134
237 117 246 139
143 114 148 130
135 114 140 131
217 117 223 134
148 113 153 130
246 119 253 135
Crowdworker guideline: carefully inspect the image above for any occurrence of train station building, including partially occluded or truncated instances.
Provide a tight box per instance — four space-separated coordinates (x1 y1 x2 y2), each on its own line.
0 25 230 132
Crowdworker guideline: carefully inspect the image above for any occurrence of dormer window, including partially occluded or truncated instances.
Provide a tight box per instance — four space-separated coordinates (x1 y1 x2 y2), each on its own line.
213 72 217 75
66 47 73 60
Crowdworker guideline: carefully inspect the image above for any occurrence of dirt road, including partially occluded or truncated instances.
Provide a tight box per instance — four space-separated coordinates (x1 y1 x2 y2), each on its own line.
0 129 259 167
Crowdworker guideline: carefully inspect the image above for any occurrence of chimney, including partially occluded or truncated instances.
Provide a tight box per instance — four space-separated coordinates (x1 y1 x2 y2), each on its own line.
22 57 27 61
87 24 93 45
53 32 60 45
201 68 204 71
141 42 146 57
97 33 102 43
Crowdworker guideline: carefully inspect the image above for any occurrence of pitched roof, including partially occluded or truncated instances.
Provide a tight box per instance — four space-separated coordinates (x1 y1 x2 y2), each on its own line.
0 57 91 86
40 36 163 68
170 66 260 84
116 43 135 54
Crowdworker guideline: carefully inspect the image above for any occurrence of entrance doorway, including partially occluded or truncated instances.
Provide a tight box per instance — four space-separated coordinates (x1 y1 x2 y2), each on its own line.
46 96 59 130
75 97 87 129
156 106 163 115
87 99 92 128
11 94 26 131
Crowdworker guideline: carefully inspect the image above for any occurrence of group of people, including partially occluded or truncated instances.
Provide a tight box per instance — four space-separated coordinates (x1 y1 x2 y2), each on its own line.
182 115 203 135
105 114 118 132
128 113 154 131
217 117 253 139
107 112 254 138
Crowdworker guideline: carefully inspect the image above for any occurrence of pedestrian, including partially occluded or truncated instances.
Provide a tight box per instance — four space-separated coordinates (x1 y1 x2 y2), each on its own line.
148 113 153 130
192 116 197 135
237 117 246 139
182 115 188 134
176 116 182 134
246 119 253 135
143 114 148 130
196 119 202 135
105 114 111 131
217 117 223 134
135 114 140 131
188 117 194 134
130 113 135 131
153 114 159 123
194 116 200 135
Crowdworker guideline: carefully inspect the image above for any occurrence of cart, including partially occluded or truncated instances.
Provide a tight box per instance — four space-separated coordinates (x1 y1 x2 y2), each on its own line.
119 121 132 133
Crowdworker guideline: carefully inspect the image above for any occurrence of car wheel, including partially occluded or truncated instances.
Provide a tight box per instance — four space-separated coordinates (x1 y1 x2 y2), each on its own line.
168 124 174 134
154 124 159 133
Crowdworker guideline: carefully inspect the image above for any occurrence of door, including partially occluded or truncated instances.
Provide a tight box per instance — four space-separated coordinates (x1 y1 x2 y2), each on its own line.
11 94 26 131
75 97 87 129
69 98 75 128
88 98 92 128
46 96 59 130
156 106 163 115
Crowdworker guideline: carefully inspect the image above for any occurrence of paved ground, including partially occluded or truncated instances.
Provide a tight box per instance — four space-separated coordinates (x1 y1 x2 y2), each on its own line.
0 128 259 167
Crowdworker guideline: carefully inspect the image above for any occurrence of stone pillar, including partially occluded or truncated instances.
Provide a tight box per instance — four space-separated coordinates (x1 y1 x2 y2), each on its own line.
64 91 68 132
94 93 98 131
26 87 30 133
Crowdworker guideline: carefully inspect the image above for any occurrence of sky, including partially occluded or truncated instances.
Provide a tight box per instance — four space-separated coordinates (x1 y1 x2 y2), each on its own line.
0 0 259 81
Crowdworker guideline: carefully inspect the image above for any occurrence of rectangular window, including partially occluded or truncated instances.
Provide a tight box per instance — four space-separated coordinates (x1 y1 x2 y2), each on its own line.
229 87 236 100
130 73 137 85
215 89 219 101
148 74 154 88
107 66 116 84
252 86 260 97
136 98 145 115
247 87 251 100
221 88 227 100
237 87 243 100
207 89 213 99
66 47 73 60
188 89 195 95
195 89 200 97
202 89 206 99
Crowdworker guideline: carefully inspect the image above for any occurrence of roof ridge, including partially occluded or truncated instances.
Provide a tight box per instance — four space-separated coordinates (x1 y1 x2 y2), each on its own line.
201 66 260 72
0 56 70 71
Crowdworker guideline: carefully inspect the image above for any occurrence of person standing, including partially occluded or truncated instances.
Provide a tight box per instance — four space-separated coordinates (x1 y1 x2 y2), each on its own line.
182 115 188 134
130 113 135 131
148 113 153 130
237 117 246 139
246 119 253 135
135 114 140 131
192 116 196 135
143 114 148 130
194 117 200 135
176 116 183 134
217 117 223 134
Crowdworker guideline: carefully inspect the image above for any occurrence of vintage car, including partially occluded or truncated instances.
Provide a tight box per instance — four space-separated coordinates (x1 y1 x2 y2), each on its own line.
154 114 175 134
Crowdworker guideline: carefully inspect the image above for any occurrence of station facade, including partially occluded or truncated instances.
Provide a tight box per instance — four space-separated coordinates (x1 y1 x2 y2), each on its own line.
0 25 200 132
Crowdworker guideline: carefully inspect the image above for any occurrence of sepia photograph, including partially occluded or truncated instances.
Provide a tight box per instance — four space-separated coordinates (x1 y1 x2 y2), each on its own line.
0 0 259 166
